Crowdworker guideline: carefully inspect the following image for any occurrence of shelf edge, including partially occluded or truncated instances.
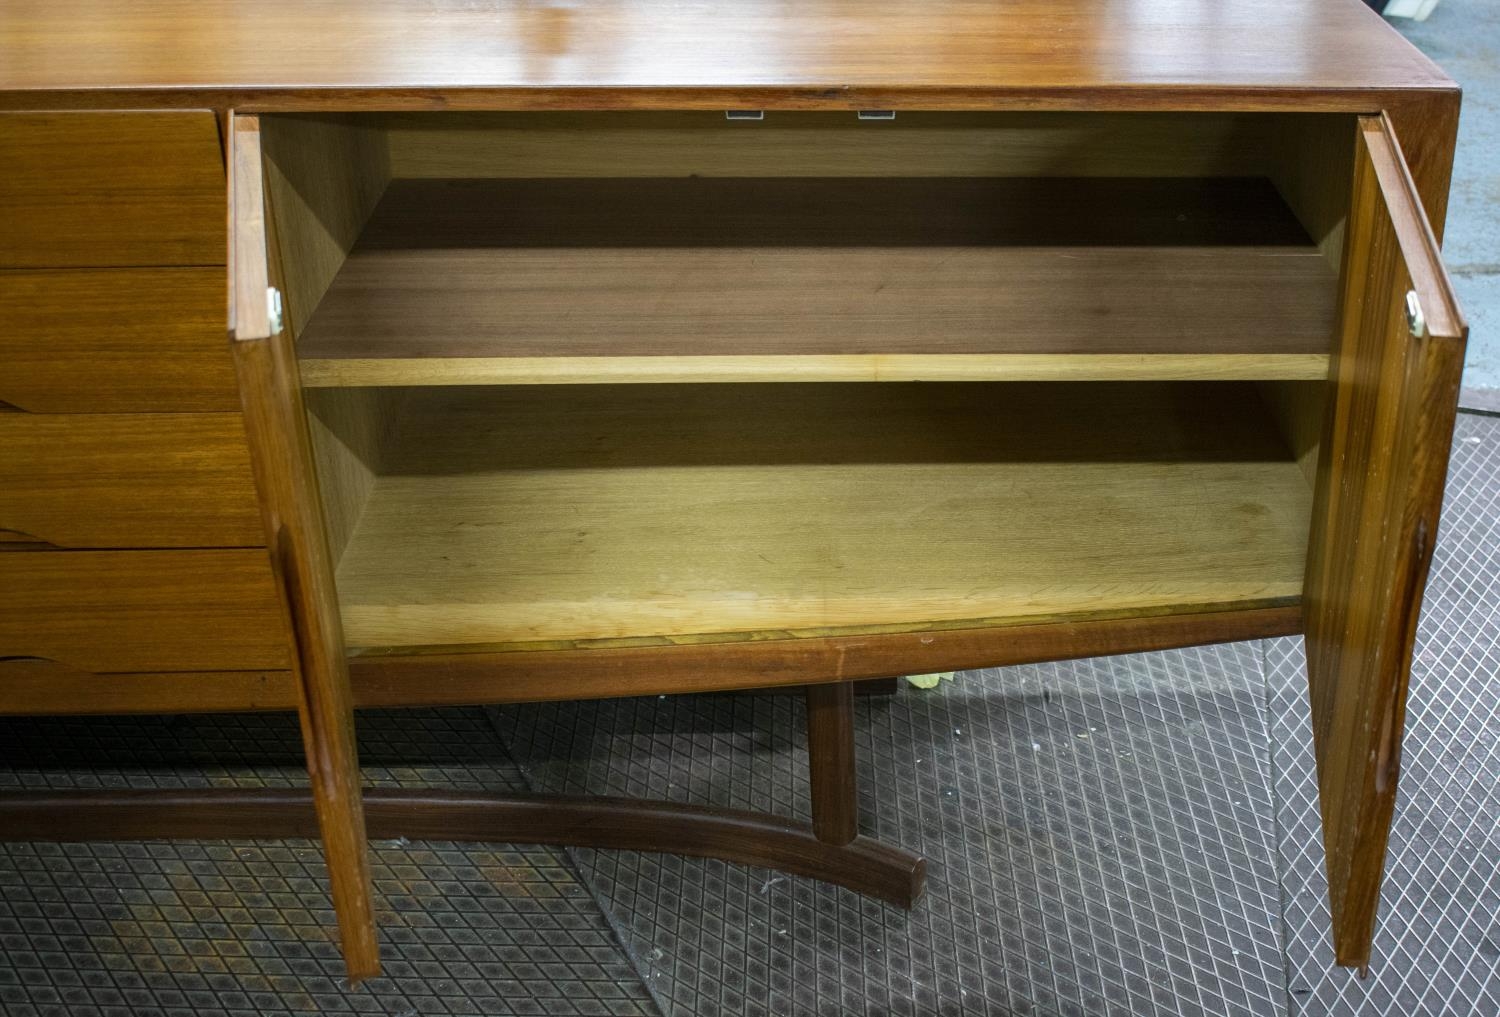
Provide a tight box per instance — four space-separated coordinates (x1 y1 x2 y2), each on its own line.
300 353 1332 387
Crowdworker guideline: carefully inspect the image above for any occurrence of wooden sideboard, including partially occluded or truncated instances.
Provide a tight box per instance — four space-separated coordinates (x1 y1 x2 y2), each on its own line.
0 0 1468 983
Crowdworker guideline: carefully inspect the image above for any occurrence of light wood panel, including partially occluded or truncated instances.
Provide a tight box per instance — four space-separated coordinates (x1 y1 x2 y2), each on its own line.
1303 115 1467 971
260 114 390 337
329 383 1311 650
297 177 1336 378
0 550 289 674
0 112 224 268
305 388 407 560
0 412 263 548
0 269 238 413
1258 381 1328 487
302 354 1331 387
383 111 1272 179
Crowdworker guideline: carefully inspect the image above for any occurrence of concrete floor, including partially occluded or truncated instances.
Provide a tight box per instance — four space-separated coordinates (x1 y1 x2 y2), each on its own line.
1398 0 1500 408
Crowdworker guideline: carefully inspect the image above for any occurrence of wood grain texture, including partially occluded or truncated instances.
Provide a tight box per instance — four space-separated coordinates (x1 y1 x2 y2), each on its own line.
260 114 390 338
0 550 289 674
301 354 1332 388
0 412 263 548
1303 115 1467 971
0 664 896 716
383 111 1281 179
807 682 859 846
0 112 224 267
0 789 926 909
228 114 378 982
0 660 296 716
0 0 1453 111
1264 113 1358 273
328 383 1311 650
1257 381 1327 488
297 177 1336 373
0 603 1297 718
0 269 239 413
345 605 1303 708
304 389 406 562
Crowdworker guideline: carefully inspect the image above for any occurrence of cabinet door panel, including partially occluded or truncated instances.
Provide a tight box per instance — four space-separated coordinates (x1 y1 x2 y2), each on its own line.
1304 114 1467 970
230 114 378 982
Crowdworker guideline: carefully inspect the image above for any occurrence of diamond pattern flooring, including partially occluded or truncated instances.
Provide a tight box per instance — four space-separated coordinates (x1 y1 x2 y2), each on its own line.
491 645 1287 1017
1 413 1496 1016
0 710 657 1017
1266 411 1500 1017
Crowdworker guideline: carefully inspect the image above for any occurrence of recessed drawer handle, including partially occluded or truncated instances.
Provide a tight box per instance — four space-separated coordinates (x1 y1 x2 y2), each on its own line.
0 528 58 550
0 656 92 679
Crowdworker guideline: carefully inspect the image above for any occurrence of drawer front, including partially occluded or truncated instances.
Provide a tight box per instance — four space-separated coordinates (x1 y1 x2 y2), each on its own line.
0 659 298 715
0 111 224 268
0 412 263 548
0 550 289 673
0 268 239 413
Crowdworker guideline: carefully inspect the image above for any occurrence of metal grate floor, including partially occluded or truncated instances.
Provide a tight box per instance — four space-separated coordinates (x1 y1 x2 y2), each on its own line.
2 412 1497 1016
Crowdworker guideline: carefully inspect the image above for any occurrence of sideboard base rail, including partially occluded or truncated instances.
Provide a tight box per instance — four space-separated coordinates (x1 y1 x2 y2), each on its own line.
0 787 926 908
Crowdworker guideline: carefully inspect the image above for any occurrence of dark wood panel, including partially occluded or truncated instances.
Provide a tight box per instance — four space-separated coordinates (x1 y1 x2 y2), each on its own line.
0 412 263 548
228 113 378 982
0 550 289 674
0 788 926 908
360 177 1314 249
807 682 859 846
0 1 1452 108
0 269 238 413
298 177 1334 366
1303 115 1467 971
0 607 1298 715
346 605 1303 708
0 112 224 268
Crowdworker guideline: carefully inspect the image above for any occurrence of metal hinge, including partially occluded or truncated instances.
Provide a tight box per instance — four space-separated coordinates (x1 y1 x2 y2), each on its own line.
267 286 284 335
1405 290 1426 338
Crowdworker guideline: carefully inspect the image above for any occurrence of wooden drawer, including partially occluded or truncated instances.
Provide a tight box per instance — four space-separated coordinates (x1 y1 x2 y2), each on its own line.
0 269 239 413
0 412 264 548
0 112 224 268
0 550 289 673
0 659 298 715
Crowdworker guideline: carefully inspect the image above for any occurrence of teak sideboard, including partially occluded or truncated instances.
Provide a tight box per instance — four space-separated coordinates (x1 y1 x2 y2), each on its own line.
0 0 1469 982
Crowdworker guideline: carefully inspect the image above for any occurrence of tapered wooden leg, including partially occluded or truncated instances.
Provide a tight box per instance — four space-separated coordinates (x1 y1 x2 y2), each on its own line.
806 680 858 846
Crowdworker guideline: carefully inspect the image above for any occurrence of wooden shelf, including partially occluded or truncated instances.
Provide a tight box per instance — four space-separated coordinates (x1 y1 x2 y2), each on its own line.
297 177 1337 386
331 382 1312 651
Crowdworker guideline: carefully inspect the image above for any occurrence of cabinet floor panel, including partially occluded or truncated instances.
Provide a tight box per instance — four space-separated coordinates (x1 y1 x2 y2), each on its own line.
297 177 1336 386
332 382 1310 650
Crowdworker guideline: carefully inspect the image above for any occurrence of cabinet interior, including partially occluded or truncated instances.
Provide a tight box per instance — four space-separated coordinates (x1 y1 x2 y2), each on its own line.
259 111 1352 653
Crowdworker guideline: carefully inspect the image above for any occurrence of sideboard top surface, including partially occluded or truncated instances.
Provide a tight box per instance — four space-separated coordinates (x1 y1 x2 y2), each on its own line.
0 0 1455 111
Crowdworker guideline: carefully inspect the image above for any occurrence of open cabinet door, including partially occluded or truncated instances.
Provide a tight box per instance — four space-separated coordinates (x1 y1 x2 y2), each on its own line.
228 113 380 981
1304 113 1468 970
